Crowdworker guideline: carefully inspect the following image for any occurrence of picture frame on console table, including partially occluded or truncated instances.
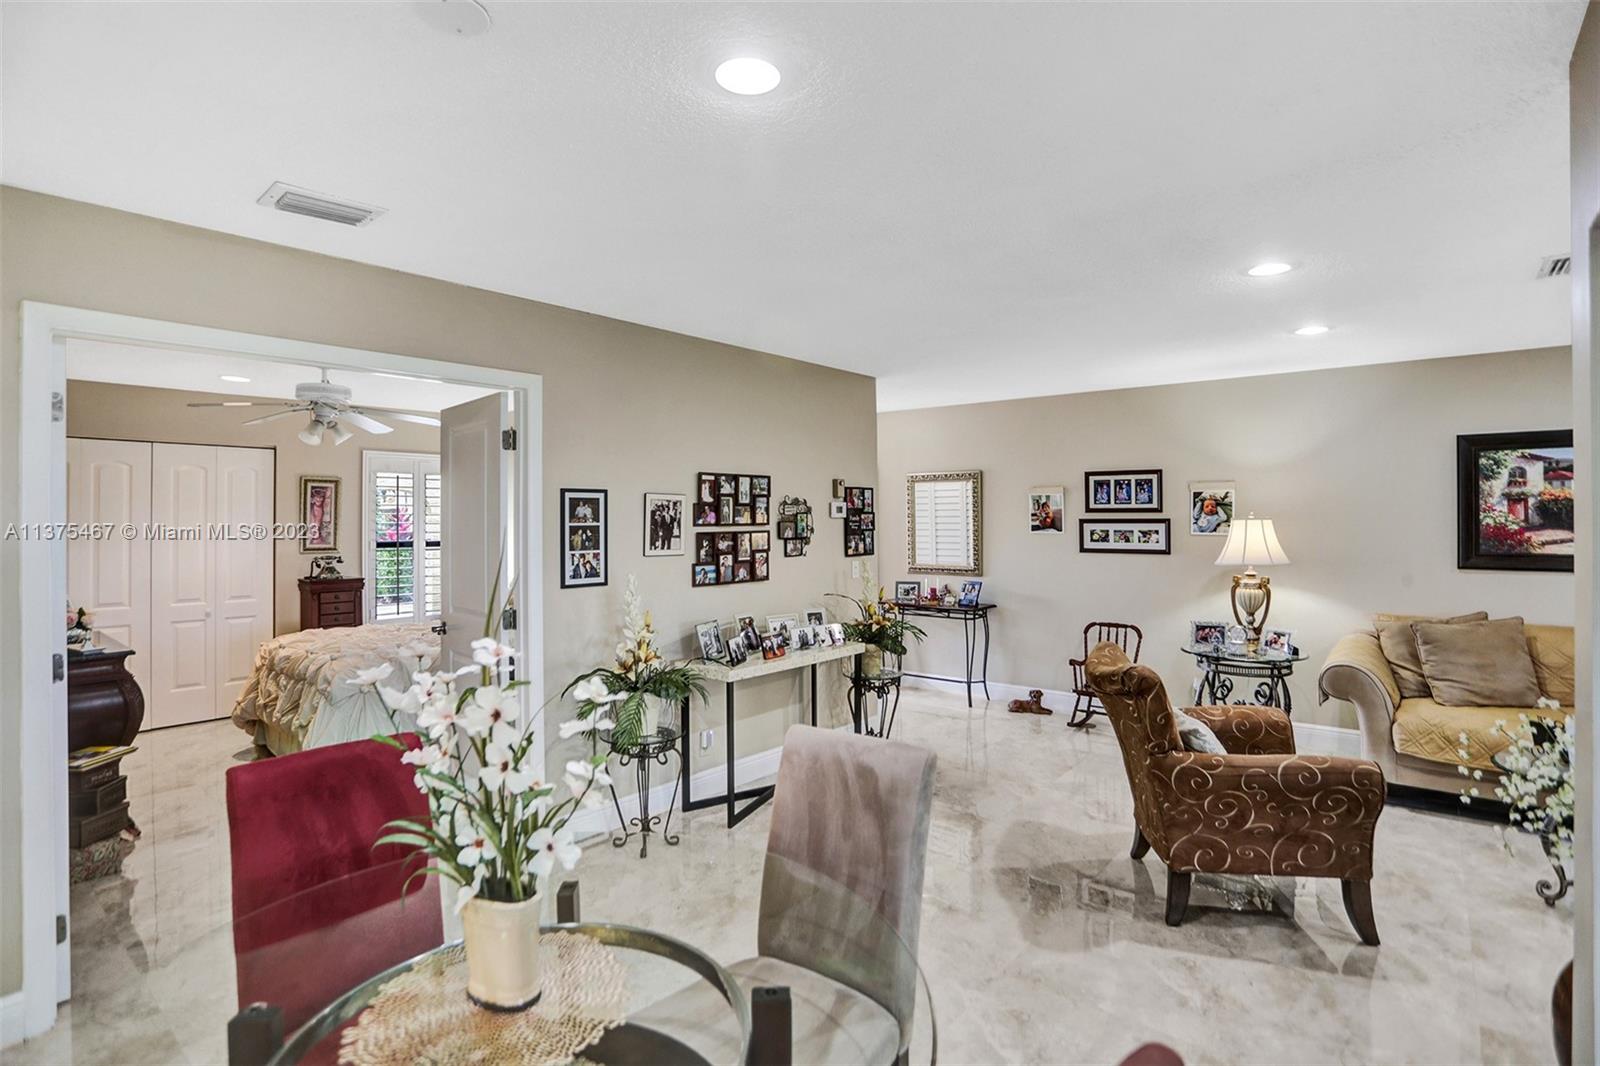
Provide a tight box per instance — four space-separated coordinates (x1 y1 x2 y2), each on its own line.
1457 429 1575 572
1079 517 1171 554
560 488 608 588
1084 469 1163 513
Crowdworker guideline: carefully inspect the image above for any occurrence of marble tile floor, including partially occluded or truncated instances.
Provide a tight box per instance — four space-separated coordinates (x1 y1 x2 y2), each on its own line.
9 689 1573 1065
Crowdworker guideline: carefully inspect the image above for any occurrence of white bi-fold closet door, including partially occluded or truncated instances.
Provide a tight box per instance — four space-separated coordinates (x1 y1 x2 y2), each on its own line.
67 439 274 729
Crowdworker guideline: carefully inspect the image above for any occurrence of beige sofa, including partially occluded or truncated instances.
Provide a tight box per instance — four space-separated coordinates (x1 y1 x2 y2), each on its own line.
1318 619 1574 794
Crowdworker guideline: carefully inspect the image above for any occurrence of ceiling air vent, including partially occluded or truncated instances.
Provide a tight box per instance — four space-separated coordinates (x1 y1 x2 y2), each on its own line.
256 182 386 227
1537 254 1571 279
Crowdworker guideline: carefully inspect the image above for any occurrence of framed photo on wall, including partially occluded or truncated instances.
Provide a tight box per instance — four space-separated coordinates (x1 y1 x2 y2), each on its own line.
1079 518 1171 554
560 488 608 588
643 492 685 556
1084 469 1163 513
299 475 340 553
1457 429 1575 572
1188 481 1236 536
1029 486 1065 533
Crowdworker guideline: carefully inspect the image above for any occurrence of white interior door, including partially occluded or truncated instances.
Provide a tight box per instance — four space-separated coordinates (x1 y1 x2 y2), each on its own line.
213 447 274 715
66 438 153 703
439 394 510 676
149 443 216 727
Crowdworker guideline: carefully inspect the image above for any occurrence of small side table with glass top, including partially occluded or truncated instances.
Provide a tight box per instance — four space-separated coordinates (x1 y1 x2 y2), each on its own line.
606 727 682 859
1180 643 1308 714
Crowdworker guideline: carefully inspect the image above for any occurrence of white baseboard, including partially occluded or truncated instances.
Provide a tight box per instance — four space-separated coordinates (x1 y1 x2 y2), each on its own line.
1291 721 1363 756
0 991 29 1049
568 740 786 841
901 675 1361 755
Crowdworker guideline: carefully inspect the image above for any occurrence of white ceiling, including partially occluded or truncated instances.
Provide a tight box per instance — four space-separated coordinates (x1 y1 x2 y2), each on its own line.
64 337 495 412
3 2 1584 410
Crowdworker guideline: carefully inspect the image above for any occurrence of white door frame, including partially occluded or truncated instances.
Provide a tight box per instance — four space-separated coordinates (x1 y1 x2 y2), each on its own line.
13 302 543 1042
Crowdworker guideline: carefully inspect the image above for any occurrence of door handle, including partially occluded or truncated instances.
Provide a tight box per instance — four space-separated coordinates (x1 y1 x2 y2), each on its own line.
431 621 448 636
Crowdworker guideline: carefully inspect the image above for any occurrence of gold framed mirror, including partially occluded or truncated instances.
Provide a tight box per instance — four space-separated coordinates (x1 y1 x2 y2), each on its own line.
906 471 982 575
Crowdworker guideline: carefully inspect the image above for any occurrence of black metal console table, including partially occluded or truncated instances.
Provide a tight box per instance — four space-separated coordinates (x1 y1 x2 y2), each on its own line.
895 601 995 707
1180 643 1307 715
678 642 865 828
607 726 682 858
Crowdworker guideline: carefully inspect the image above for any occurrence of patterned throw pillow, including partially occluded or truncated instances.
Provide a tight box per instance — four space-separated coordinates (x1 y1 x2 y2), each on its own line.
1172 708 1226 754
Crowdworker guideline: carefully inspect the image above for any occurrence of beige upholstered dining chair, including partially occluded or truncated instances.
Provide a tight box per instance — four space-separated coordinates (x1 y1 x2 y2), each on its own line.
638 724 937 1064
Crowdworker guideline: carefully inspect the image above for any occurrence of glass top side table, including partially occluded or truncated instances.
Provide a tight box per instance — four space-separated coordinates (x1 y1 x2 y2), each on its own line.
1180 643 1307 714
607 726 682 859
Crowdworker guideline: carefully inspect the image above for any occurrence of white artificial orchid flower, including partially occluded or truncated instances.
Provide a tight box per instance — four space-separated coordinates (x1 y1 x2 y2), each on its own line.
454 865 486 914
377 684 422 717
348 662 394 687
563 758 612 796
558 715 615 740
525 826 582 881
460 684 518 737
471 637 517 666
572 675 628 707
400 743 444 769
480 743 538 794
416 696 462 740
397 641 438 672
455 822 495 868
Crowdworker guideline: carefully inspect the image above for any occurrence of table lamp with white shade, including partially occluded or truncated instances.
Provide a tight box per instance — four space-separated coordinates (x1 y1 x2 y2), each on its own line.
1213 513 1290 651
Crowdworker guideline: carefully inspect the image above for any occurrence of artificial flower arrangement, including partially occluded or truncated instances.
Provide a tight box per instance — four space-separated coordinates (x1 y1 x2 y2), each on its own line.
1458 711 1575 871
828 570 927 658
563 576 705 750
349 584 618 1009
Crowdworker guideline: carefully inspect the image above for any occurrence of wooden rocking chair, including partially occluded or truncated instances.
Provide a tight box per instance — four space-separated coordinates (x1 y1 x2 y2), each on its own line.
1068 622 1143 728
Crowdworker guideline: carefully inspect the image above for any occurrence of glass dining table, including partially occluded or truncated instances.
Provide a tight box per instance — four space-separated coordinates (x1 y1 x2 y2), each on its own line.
114 853 935 1065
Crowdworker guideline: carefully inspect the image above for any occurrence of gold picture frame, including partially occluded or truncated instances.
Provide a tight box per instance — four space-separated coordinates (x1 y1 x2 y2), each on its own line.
299 475 341 554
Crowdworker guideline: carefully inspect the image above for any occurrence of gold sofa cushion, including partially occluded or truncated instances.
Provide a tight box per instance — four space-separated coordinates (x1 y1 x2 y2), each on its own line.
1412 617 1541 708
1393 698 1571 772
1373 611 1488 699
1525 623 1576 706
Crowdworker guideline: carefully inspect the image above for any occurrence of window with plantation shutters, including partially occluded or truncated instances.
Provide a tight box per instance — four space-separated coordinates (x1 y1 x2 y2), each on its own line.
364 451 442 623
907 471 982 574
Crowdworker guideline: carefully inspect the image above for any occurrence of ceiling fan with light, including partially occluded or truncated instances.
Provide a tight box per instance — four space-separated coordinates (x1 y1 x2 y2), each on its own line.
186 370 442 445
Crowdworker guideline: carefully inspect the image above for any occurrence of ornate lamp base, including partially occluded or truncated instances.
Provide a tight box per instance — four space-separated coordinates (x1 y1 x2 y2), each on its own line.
1229 569 1272 650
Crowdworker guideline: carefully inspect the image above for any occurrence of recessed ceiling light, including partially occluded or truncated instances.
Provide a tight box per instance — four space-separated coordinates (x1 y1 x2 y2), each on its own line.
715 57 781 96
1247 262 1294 277
219 374 251 383
1293 324 1331 336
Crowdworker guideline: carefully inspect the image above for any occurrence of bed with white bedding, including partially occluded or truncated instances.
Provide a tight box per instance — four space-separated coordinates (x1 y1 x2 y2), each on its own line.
231 623 439 755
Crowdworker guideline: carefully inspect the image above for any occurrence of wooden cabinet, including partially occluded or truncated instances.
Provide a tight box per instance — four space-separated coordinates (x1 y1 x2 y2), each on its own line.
299 577 365 630
67 636 145 751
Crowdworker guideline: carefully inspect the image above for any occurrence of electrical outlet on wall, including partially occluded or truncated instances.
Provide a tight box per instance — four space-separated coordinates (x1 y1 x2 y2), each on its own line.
700 729 714 751
851 560 861 578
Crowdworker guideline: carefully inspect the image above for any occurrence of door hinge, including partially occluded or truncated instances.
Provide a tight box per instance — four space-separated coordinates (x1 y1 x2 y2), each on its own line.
501 428 517 451
52 653 65 683
51 392 65 423
500 606 517 632
56 914 67 944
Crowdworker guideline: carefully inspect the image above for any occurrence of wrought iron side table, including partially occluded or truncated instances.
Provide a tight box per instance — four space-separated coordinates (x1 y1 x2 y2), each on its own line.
847 664 905 739
607 726 682 858
1180 643 1307 714
895 601 994 706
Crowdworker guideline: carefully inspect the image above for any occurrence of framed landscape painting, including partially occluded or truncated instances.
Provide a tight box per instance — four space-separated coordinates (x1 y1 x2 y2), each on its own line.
1457 429 1574 572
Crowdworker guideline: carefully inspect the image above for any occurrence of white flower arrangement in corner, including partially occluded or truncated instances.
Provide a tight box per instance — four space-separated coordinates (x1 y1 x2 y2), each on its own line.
350 630 616 915
1457 707 1575 870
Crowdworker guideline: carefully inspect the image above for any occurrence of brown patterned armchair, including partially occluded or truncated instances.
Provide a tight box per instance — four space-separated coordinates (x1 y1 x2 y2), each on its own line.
1086 641 1387 945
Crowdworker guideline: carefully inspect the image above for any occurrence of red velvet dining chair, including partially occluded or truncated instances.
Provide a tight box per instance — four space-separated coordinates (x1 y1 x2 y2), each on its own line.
225 735 443 1037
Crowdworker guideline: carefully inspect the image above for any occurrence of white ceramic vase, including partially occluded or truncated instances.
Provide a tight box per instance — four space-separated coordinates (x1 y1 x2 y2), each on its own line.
461 891 543 1011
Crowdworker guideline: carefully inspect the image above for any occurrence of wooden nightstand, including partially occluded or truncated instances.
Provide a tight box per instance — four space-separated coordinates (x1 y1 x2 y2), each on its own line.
298 576 365 630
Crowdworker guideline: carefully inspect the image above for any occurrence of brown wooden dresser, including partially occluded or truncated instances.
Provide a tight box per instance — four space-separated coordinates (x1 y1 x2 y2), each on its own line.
298 576 365 630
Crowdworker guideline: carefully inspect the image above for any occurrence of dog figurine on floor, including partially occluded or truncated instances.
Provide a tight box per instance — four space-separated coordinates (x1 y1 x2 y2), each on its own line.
1008 689 1052 715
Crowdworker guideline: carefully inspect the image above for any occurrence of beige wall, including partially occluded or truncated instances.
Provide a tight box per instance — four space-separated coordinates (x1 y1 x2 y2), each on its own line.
65 380 441 635
878 347 1575 731
0 187 878 998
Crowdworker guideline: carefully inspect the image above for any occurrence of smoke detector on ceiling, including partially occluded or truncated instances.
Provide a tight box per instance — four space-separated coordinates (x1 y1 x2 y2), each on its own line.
1537 254 1571 279
257 182 386 227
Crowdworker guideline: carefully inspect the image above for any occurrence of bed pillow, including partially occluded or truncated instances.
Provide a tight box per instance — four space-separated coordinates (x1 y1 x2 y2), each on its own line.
1373 611 1488 700
1412 617 1541 708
